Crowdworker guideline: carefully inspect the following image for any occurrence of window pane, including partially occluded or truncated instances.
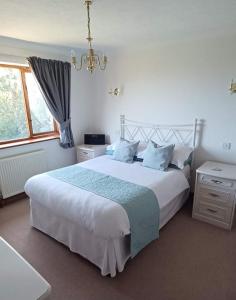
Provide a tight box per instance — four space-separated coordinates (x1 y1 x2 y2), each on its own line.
0 67 29 141
25 73 54 134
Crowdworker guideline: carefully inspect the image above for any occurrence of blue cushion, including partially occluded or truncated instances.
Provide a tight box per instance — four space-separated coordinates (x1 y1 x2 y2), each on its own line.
112 140 139 163
105 149 114 155
143 142 175 171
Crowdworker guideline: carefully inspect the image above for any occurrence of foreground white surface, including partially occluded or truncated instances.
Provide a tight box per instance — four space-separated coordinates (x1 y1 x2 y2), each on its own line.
25 155 190 276
0 237 51 300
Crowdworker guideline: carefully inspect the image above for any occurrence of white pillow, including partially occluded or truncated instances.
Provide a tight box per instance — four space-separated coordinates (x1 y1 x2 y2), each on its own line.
136 142 148 159
171 145 193 169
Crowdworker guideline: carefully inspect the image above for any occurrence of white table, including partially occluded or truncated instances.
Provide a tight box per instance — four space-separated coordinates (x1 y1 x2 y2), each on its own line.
0 237 51 300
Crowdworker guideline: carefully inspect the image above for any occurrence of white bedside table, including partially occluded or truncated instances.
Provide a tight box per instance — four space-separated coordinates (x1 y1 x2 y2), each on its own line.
192 161 236 230
77 144 107 163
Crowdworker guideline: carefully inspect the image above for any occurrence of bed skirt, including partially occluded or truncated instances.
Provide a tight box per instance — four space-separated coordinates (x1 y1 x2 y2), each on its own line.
30 189 189 277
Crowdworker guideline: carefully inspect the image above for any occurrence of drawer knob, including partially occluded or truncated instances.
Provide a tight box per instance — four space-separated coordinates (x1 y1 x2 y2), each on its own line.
208 192 219 198
211 179 223 185
206 208 217 213
82 151 88 155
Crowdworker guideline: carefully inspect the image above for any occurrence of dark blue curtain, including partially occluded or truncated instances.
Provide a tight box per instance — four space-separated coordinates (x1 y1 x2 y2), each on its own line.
27 57 74 148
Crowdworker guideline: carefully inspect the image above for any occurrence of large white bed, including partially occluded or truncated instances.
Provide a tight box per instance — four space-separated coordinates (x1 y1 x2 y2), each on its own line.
25 116 198 277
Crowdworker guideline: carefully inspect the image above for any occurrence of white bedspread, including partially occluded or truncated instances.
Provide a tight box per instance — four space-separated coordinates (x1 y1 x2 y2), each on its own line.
25 155 189 240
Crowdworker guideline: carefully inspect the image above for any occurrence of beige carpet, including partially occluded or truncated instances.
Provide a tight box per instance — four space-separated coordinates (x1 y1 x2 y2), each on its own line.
0 198 236 300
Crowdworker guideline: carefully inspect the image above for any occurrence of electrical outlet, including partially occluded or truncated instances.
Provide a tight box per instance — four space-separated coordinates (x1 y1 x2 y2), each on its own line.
222 142 231 151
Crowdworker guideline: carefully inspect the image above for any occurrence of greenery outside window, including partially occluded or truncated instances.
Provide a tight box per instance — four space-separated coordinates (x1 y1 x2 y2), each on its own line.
0 64 58 146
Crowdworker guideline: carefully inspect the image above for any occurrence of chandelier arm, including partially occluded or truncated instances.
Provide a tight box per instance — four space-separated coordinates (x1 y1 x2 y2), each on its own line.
96 55 107 70
75 54 87 71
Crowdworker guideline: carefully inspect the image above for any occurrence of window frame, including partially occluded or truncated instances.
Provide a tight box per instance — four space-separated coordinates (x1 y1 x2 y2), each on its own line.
0 63 59 146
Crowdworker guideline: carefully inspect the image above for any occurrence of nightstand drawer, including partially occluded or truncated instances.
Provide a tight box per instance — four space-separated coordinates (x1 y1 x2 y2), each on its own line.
200 174 234 188
196 202 232 223
78 150 94 159
198 186 233 207
78 155 90 162
77 144 107 163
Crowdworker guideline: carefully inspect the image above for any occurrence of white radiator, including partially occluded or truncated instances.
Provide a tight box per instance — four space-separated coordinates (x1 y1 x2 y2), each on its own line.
0 150 48 199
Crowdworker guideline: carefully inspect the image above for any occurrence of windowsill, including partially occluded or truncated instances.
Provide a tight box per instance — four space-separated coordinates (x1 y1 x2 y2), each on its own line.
0 134 60 150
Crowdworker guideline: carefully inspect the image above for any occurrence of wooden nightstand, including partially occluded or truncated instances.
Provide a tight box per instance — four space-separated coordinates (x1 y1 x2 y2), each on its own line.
192 161 236 230
76 144 107 163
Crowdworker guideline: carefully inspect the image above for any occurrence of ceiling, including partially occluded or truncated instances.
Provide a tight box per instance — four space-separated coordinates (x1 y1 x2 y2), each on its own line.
1 0 236 49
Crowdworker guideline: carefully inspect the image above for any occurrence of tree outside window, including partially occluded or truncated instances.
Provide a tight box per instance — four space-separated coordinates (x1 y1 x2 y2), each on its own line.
0 64 58 145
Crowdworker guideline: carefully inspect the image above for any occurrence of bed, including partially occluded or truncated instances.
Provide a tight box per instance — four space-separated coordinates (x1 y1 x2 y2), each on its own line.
25 116 198 277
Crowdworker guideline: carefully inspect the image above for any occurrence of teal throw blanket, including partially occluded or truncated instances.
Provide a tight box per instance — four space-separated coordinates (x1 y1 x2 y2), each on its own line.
48 165 160 257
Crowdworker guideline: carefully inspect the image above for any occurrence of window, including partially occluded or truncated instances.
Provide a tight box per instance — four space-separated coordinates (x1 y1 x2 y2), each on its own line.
0 64 58 146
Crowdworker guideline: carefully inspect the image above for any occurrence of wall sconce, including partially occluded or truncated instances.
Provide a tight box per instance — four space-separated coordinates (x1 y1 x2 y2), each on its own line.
229 80 236 94
109 88 120 96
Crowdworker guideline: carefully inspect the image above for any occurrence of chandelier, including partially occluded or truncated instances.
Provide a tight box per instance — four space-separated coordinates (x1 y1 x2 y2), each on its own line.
71 0 107 73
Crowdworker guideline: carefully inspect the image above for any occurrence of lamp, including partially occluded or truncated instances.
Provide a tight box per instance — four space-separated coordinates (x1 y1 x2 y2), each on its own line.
229 79 236 94
71 0 107 73
109 88 120 96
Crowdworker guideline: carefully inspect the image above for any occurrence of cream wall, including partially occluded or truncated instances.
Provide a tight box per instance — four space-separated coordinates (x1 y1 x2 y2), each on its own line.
90 35 236 168
0 37 93 169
